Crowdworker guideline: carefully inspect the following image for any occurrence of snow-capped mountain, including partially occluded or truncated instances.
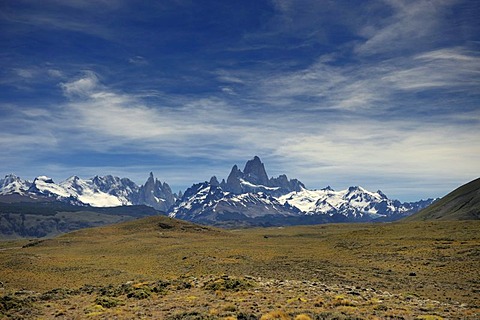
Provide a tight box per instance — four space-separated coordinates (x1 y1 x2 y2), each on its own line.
278 186 433 221
0 174 31 195
167 156 435 225
59 175 135 207
169 182 300 225
26 176 85 205
0 173 176 210
1 156 435 225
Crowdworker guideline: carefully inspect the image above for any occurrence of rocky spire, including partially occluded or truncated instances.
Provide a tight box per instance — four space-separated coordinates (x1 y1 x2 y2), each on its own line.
225 165 243 194
136 172 175 212
209 176 220 187
243 156 269 186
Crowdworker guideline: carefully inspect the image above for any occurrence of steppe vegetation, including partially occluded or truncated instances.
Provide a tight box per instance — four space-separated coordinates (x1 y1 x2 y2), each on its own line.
0 216 479 319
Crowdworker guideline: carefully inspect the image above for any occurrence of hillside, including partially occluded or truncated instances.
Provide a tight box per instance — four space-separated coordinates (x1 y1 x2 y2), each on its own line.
404 177 480 221
0 201 164 239
0 216 479 319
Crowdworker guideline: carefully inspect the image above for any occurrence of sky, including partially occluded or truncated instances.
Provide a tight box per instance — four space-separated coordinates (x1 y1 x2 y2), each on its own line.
0 0 479 201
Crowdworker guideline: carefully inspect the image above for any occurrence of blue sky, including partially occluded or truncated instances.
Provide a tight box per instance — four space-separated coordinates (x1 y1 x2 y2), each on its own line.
1 0 479 201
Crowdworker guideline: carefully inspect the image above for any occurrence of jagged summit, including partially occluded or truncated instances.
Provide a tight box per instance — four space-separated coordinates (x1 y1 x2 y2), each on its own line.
224 164 243 194
219 156 305 196
209 176 220 187
167 155 433 225
243 156 270 186
34 176 55 184
136 172 176 211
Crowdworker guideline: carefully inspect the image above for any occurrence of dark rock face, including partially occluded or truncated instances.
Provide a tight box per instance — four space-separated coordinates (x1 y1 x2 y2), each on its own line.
222 156 305 196
1 173 176 211
168 156 312 226
224 165 243 194
243 156 270 187
135 172 176 212
269 175 305 193
209 176 220 187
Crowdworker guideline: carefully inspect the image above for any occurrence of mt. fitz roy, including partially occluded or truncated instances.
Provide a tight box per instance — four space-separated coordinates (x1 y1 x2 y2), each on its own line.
168 156 434 226
0 156 435 226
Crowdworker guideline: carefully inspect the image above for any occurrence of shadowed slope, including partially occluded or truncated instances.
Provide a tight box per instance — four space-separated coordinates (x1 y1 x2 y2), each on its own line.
404 177 480 221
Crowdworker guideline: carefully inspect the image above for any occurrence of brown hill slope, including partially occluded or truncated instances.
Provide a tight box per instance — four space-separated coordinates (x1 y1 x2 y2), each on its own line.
404 177 480 221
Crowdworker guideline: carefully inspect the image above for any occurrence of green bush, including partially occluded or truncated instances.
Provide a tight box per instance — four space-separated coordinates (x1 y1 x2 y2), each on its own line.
126 288 151 299
95 296 121 308
203 276 253 292
0 295 26 311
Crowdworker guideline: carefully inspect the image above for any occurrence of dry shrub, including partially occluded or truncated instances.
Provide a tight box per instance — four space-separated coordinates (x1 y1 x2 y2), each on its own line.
295 314 312 320
260 310 290 320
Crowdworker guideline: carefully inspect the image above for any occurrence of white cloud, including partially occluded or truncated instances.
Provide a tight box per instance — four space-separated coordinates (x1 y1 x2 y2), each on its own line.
271 119 480 199
277 121 478 175
237 44 479 113
221 87 236 95
128 56 149 66
47 69 63 78
4 67 65 88
355 0 457 56
58 74 252 154
14 68 36 78
60 71 100 97
382 48 480 91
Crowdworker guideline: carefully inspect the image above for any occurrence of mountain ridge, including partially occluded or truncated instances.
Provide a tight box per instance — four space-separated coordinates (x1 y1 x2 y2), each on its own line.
0 173 177 210
1 156 436 227
166 156 434 225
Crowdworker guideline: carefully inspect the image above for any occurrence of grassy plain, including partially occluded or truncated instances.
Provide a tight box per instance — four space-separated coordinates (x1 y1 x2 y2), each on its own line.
0 216 479 319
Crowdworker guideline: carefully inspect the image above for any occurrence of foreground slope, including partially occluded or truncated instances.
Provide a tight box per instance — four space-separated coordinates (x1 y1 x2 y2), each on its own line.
0 216 479 318
405 177 480 221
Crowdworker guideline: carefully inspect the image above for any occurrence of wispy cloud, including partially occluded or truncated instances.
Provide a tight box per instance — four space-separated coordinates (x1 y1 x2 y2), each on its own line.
383 48 480 91
52 71 480 194
1 63 478 200
355 0 458 56
57 74 255 156
228 45 480 115
128 56 149 66
60 71 101 97
0 0 119 40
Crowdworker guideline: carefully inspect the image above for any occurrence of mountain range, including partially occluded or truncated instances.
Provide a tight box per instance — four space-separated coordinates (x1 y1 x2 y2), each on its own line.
1 156 435 229
168 156 434 226
0 172 176 212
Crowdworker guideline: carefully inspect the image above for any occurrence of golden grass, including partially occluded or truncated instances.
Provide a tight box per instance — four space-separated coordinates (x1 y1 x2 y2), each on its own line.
0 216 479 319
260 310 290 319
